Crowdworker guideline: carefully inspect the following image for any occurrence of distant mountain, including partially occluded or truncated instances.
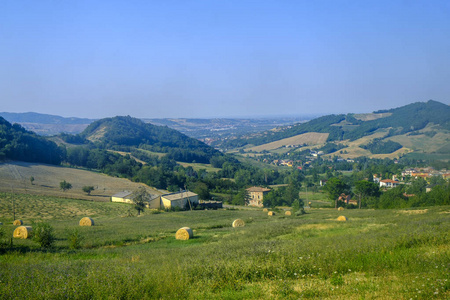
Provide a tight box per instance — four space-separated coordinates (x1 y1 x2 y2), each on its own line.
220 100 450 150
77 116 222 164
0 112 94 124
0 112 94 136
0 112 315 140
0 117 63 164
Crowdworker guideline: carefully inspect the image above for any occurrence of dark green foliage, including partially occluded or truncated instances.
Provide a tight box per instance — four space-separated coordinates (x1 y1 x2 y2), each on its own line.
0 227 5 248
263 183 302 208
32 222 55 248
0 117 63 164
354 180 381 208
60 133 87 144
360 139 402 154
323 178 350 202
59 180 72 192
232 189 250 206
82 186 95 195
190 181 210 200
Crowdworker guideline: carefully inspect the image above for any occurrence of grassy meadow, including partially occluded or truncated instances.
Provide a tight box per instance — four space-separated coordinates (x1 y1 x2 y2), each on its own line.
0 193 449 299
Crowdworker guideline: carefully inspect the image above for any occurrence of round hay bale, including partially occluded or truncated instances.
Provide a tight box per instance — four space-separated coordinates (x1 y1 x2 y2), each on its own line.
263 208 268 212
13 219 23 226
337 216 348 221
13 226 32 239
79 217 95 226
285 211 292 216
176 227 193 240
232 219 245 228
308 202 312 205
338 207 344 211
268 211 275 216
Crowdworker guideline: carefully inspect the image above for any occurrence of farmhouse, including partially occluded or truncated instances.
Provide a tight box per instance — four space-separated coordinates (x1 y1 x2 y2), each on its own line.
111 190 161 209
111 191 134 204
161 191 199 210
246 186 271 207
379 179 400 188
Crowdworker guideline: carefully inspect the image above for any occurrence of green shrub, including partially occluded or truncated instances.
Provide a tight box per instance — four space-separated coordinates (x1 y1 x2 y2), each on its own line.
0 226 5 248
67 228 84 249
32 222 55 248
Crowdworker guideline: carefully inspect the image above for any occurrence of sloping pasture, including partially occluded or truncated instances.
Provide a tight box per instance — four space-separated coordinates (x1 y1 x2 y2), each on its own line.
0 195 448 299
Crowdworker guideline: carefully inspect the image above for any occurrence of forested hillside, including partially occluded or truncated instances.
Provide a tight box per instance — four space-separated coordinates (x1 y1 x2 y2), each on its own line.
219 100 450 149
0 117 63 164
75 116 221 164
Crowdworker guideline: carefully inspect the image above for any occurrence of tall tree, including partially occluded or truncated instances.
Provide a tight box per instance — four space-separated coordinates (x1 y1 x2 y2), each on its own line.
354 180 380 209
132 186 149 216
323 177 349 208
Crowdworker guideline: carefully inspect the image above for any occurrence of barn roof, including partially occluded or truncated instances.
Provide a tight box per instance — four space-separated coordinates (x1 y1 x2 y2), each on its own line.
112 191 133 198
162 191 198 201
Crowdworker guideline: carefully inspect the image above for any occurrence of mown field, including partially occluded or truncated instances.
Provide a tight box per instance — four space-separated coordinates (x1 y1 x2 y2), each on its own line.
246 132 329 152
0 161 161 201
1 192 449 299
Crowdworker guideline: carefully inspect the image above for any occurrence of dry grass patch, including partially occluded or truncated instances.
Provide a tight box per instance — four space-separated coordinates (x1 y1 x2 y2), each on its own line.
247 132 329 152
398 209 428 215
297 224 335 231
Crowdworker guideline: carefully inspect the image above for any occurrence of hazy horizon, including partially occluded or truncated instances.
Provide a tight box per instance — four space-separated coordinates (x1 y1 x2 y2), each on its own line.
1 1 449 119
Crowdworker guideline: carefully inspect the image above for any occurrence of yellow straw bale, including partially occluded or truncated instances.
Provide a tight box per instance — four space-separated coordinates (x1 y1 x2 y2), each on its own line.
176 227 193 240
232 219 245 228
13 226 32 239
338 207 344 211
13 220 23 226
79 217 95 226
337 216 348 221
285 211 292 216
268 211 275 216
263 208 268 212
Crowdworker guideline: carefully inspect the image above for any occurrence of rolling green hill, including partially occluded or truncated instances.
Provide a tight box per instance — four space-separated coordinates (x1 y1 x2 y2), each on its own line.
221 100 450 157
75 116 222 164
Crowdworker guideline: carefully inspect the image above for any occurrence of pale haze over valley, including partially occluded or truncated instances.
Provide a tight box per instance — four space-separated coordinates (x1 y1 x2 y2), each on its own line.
1 1 449 119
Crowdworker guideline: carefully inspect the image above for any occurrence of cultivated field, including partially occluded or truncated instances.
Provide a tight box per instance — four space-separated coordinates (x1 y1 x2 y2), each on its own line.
0 161 161 201
247 132 329 152
0 192 448 299
178 162 222 173
323 129 413 160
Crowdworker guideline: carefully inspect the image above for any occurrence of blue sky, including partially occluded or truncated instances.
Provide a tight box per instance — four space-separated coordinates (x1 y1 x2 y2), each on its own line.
1 1 449 118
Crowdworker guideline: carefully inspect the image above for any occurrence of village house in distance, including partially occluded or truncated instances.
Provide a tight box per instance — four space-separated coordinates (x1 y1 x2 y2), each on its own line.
246 186 271 207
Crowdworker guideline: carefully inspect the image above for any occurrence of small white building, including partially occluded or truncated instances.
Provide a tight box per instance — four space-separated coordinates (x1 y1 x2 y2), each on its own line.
161 191 199 210
379 179 400 188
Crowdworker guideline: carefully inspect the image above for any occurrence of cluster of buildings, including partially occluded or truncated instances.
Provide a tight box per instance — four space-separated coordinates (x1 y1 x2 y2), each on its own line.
373 167 450 189
111 190 221 210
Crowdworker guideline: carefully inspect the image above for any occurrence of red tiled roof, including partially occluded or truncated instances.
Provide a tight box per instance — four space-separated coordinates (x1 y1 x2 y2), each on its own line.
380 179 398 183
